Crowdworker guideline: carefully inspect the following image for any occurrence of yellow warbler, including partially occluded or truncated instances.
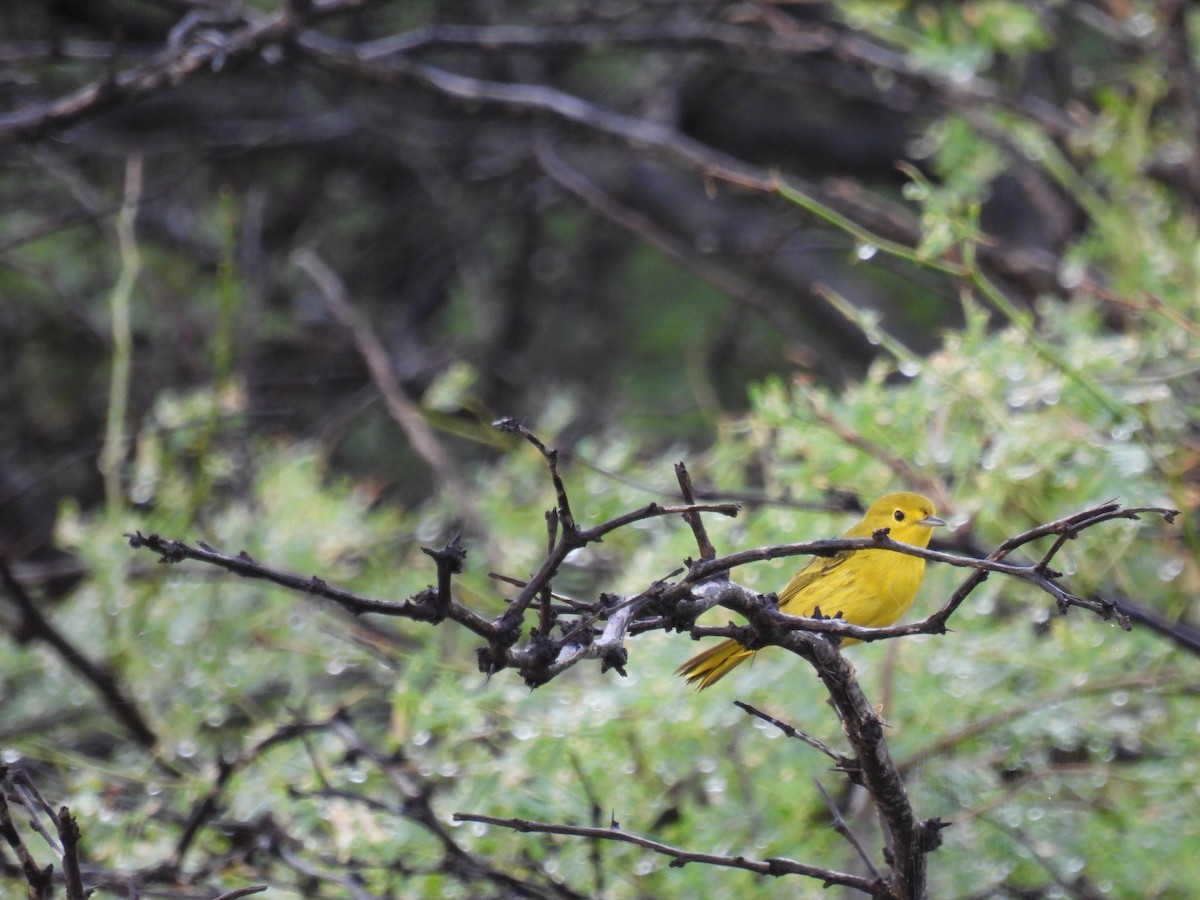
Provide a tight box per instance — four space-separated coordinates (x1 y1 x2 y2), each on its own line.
677 492 944 690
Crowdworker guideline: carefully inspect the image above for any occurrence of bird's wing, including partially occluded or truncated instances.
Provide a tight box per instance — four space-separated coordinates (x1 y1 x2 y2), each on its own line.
776 551 855 618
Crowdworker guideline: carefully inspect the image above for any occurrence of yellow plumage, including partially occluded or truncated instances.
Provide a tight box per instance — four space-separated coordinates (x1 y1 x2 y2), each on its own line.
676 492 945 690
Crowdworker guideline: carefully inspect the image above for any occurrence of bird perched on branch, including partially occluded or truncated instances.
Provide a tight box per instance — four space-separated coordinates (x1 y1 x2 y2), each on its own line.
676 492 945 690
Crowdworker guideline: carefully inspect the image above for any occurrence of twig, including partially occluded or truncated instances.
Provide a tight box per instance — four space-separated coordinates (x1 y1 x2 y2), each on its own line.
897 671 1189 775
487 572 590 610
56 807 86 900
173 714 342 869
127 499 1177 693
533 138 808 344
326 714 581 899
293 249 485 539
732 701 850 768
124 497 733 686
813 779 882 882
678 503 1178 635
567 753 606 897
488 418 582 637
792 369 945 504
981 817 1108 900
1 768 94 900
919 504 1177 632
581 501 740 542
493 417 577 533
356 20 832 58
488 419 736 652
675 462 722 562
118 430 1175 898
125 531 494 636
774 173 1145 432
9 774 61 853
0 775 53 899
451 812 886 895
297 24 1064 310
766 627 947 894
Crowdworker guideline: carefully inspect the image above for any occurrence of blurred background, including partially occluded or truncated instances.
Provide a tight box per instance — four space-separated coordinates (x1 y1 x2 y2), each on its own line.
3 0 1089 554
2 2 1199 897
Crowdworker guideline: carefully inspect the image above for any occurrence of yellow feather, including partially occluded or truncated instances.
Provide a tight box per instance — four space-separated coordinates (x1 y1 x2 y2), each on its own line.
676 492 944 690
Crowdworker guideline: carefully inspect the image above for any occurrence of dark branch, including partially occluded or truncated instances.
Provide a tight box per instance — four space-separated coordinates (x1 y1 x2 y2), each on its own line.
0 555 160 752
55 808 86 900
0 0 369 144
0 773 54 898
675 462 723 563
125 530 495 637
127 499 1176 693
675 503 1178 637
451 812 886 896
733 701 852 771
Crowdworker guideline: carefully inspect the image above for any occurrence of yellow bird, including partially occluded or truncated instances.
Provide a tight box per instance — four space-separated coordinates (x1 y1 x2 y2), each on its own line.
677 492 945 690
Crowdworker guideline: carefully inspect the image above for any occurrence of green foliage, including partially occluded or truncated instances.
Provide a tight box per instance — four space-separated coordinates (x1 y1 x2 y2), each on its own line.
20 259 1198 895
7 2 1200 898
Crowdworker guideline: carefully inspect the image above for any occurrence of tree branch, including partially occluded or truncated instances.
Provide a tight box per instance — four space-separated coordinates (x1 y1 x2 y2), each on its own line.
0 0 369 144
293 248 486 541
451 812 886 896
0 555 161 752
126 495 1178 690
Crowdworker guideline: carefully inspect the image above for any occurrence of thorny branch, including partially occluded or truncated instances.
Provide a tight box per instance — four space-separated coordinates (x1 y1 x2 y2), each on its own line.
126 421 1176 898
129 496 1174 679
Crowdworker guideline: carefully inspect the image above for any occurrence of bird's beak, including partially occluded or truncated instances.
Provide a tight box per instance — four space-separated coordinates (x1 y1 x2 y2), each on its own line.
918 514 946 527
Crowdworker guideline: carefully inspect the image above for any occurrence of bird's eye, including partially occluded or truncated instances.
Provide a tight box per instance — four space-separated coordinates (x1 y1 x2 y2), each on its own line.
893 509 905 522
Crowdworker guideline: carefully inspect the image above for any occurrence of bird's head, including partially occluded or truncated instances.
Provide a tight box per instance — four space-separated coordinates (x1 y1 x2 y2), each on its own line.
857 492 945 548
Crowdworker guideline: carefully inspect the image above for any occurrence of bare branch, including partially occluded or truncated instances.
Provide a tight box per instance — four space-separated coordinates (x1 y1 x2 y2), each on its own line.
0 555 161 752
675 461 724 562
451 812 887 896
119 426 1175 900
0 0 370 144
677 503 1178 636
55 808 86 900
214 887 270 900
813 778 882 882
532 139 809 343
0 768 97 900
493 417 576 531
732 701 851 769
294 249 486 540
124 531 496 638
173 713 343 870
127 497 1176 698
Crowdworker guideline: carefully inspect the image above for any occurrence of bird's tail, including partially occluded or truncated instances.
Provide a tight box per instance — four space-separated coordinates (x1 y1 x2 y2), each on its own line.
675 639 756 690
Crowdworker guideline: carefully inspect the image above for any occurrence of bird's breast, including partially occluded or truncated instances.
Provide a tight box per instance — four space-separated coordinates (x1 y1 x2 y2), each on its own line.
860 549 926 627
